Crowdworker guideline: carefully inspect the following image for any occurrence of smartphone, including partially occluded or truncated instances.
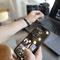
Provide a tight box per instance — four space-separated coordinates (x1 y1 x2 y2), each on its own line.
14 27 50 60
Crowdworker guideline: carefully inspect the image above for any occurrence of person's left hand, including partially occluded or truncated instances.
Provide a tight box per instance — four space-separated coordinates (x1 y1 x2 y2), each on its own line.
10 47 18 60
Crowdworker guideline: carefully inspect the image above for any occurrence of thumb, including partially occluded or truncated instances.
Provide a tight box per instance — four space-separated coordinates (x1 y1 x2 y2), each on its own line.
24 48 35 60
35 47 42 60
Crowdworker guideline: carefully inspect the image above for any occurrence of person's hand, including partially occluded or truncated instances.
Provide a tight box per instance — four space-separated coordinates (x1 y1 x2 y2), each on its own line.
25 10 44 25
9 47 18 60
24 47 42 60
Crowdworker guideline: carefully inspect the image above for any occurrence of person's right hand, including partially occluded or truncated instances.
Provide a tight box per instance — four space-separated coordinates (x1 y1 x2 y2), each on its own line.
24 47 42 60
25 10 44 25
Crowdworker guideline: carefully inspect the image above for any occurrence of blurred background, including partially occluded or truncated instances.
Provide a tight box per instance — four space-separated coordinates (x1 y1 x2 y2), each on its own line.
0 0 55 20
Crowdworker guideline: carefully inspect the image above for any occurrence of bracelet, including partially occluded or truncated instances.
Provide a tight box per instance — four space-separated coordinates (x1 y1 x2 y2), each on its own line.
23 18 30 26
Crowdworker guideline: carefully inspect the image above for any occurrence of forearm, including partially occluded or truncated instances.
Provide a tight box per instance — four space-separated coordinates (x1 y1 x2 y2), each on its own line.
0 19 28 43
0 10 44 43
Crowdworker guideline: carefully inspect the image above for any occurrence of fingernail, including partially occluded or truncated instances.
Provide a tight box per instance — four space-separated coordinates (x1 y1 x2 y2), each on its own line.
22 46 26 50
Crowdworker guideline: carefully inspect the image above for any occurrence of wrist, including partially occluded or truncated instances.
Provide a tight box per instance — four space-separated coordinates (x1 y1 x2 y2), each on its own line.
23 18 30 26
24 17 33 25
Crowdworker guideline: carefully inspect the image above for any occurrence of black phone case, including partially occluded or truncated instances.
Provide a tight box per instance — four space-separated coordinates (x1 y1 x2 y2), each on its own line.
14 27 50 60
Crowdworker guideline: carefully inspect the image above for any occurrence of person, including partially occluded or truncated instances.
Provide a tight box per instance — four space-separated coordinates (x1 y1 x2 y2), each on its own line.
0 10 44 60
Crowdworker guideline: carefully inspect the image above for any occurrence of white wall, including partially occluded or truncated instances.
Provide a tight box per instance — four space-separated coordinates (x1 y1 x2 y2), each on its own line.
15 0 55 18
14 0 28 17
0 0 55 19
0 0 17 20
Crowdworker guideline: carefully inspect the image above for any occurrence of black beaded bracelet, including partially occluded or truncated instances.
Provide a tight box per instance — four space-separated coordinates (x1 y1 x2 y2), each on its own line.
23 18 30 26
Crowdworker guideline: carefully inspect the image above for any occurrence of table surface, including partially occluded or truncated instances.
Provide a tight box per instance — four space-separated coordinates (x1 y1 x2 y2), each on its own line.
2 16 60 60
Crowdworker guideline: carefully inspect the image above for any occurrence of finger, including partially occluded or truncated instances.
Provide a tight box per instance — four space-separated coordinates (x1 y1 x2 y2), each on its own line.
32 10 41 13
10 48 18 60
33 11 44 19
24 48 35 60
31 10 41 15
36 12 44 17
35 47 42 60
32 10 42 14
12 54 18 60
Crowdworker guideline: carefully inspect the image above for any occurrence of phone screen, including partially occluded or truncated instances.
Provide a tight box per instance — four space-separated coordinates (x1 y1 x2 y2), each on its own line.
14 27 50 60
